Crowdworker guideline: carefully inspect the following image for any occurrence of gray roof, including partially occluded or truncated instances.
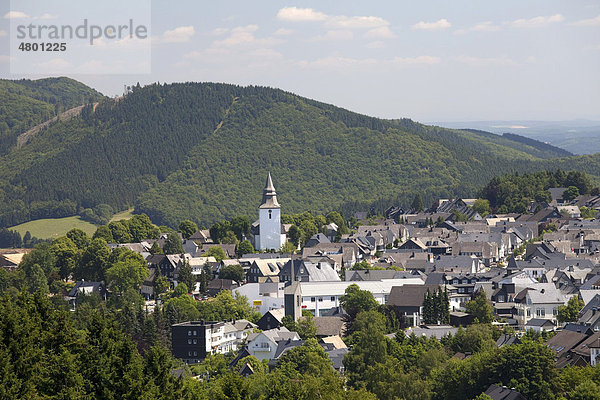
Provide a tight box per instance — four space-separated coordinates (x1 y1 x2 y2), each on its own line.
313 316 345 337
259 173 280 209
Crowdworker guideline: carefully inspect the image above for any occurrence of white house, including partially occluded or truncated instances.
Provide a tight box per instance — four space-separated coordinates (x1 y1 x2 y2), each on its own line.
233 282 286 314
513 283 568 327
297 278 424 316
246 327 300 361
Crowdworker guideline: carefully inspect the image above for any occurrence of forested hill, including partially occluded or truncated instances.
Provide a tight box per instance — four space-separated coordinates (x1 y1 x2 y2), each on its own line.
1 80 599 228
0 77 105 154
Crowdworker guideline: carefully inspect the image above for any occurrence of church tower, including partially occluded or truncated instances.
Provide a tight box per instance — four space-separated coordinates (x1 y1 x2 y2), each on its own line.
257 173 284 250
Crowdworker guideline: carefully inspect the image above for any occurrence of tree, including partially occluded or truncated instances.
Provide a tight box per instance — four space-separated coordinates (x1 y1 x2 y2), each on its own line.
75 238 111 282
178 220 198 239
422 288 449 325
153 274 169 300
50 236 81 281
277 338 332 376
172 283 189 297
280 241 296 254
105 250 149 294
340 284 379 323
299 220 318 245
296 312 317 339
563 186 580 201
203 246 227 262
557 296 584 323
411 194 424 212
344 310 389 388
326 211 350 234
177 259 195 291
92 225 114 243
472 199 490 216
288 225 303 247
465 290 494 323
66 228 90 249
231 216 250 241
163 232 184 255
149 241 163 254
219 264 245 283
236 240 254 257
27 263 49 294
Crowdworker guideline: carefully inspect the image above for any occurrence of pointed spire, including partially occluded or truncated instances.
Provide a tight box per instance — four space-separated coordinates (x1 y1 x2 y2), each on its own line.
260 172 280 208
265 172 276 194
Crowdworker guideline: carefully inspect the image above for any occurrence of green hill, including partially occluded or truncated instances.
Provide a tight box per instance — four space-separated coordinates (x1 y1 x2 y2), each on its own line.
0 77 105 154
0 80 598 228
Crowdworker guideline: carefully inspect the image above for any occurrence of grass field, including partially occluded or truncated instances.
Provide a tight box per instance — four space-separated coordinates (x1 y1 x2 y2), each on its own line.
10 216 98 239
110 208 135 222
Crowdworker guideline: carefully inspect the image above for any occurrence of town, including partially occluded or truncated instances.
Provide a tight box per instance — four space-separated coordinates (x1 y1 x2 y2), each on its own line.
3 172 600 399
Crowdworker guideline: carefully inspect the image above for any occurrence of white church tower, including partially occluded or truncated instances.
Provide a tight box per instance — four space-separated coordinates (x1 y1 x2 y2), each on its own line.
256 173 285 251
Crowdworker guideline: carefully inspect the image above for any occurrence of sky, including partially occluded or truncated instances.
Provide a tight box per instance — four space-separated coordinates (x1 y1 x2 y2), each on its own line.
0 0 599 122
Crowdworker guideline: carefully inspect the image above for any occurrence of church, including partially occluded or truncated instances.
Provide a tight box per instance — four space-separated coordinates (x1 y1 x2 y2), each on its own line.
250 173 288 251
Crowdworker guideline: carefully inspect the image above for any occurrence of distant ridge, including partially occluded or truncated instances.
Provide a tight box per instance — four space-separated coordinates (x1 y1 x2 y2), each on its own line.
460 128 572 159
1 79 600 228
501 132 573 157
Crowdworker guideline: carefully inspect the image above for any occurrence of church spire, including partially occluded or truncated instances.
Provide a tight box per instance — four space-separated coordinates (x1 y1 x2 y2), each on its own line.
260 172 280 208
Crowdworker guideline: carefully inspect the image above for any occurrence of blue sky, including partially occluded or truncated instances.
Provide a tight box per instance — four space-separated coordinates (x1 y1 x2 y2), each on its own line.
1 0 599 121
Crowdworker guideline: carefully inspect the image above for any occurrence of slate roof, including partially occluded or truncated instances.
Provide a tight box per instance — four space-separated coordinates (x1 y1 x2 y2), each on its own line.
313 316 346 337
387 284 442 308
526 318 556 328
495 334 521 348
259 173 280 209
484 384 526 400
546 330 588 357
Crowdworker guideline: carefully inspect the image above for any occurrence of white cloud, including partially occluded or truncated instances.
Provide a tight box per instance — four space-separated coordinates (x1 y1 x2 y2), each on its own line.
0 30 6 37
214 25 259 47
364 26 396 39
36 13 57 20
300 55 440 69
312 30 354 41
570 15 600 27
159 26 195 43
274 28 293 36
327 15 388 29
365 41 385 49
454 21 500 35
210 27 229 36
277 7 327 22
277 6 390 31
4 11 29 19
412 19 451 30
453 55 518 67
392 56 441 65
509 14 564 28
37 58 72 69
300 56 378 69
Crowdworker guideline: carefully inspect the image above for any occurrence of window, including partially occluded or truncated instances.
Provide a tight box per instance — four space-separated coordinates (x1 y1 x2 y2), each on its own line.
526 309 531 317
318 297 323 302
536 309 545 317
269 210 272 220
188 339 192 344
553 308 558 316
188 351 192 356
188 330 192 336
330 296 335 302
193 330 197 336
193 351 197 356
297 296 300 306
193 339 197 344
311 297 316 302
